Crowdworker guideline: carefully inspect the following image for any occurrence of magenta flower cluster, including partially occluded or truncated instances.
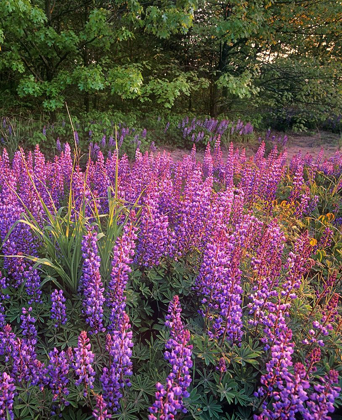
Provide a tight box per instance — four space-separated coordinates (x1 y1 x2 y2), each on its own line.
51 289 67 328
149 296 193 420
80 230 106 334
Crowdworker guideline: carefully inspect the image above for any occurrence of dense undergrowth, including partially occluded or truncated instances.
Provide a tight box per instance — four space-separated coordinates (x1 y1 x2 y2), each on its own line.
0 138 341 419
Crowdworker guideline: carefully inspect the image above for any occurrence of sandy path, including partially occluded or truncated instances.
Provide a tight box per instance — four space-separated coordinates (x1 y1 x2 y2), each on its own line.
159 131 341 162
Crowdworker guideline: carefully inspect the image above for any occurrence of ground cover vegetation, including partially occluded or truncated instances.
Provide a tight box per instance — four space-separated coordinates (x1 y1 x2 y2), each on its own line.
1 0 342 418
0 137 341 419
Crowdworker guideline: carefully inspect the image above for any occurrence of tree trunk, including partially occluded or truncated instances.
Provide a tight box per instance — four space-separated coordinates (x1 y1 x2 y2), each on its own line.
209 79 218 117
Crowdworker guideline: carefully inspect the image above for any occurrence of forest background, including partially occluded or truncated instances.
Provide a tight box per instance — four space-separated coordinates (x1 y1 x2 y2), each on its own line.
1 0 342 137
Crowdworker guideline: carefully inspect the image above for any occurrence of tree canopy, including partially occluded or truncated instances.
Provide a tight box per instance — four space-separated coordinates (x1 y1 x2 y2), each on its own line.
1 0 342 126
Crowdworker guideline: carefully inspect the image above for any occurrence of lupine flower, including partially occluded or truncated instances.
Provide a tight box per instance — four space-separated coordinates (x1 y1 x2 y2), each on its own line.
20 307 37 345
93 395 111 420
80 230 105 334
0 372 16 420
74 331 96 397
74 131 79 145
47 348 71 405
51 289 67 328
107 217 137 331
101 313 133 412
149 296 193 420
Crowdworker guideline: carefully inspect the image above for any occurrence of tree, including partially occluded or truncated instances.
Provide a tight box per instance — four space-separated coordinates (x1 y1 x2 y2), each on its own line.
0 0 196 115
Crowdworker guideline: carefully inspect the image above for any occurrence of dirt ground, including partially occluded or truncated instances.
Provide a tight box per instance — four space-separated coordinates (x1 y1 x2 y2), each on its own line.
159 131 341 162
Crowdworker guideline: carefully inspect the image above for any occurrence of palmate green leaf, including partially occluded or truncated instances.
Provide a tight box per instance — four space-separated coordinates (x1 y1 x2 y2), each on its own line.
62 408 90 420
131 374 156 396
200 395 223 420
184 388 204 419
193 335 219 366
231 341 263 368
217 382 236 404
132 342 151 362
196 369 216 391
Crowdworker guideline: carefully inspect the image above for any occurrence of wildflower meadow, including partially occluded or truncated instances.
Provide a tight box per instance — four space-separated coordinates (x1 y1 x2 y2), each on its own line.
0 135 341 420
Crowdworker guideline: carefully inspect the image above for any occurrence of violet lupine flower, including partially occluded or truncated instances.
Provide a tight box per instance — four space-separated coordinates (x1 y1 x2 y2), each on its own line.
255 328 296 417
80 230 106 334
0 372 16 420
74 331 96 397
281 233 314 305
20 307 37 345
213 216 262 344
24 267 42 304
173 167 213 255
93 395 111 420
318 227 334 249
11 337 47 388
47 348 71 405
290 162 304 202
56 138 62 152
149 296 193 420
101 135 106 148
108 136 114 147
107 217 137 331
0 275 9 328
217 357 227 374
150 141 157 153
248 221 286 333
203 143 213 178
51 289 67 328
135 191 170 267
307 293 340 346
74 131 79 145
100 313 133 413
306 370 340 418
0 325 17 363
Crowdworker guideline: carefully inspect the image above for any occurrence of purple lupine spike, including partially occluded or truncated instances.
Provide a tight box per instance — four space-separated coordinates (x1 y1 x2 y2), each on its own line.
12 336 47 387
107 216 137 331
306 370 340 418
20 307 37 345
318 227 334 249
100 312 133 413
80 230 105 334
51 289 67 328
74 331 95 397
74 131 79 145
150 141 157 153
0 325 17 363
135 190 170 267
24 267 42 304
56 138 62 152
309 293 339 346
149 296 192 420
0 372 16 420
203 143 213 178
93 395 111 419
47 348 71 405
0 275 9 328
